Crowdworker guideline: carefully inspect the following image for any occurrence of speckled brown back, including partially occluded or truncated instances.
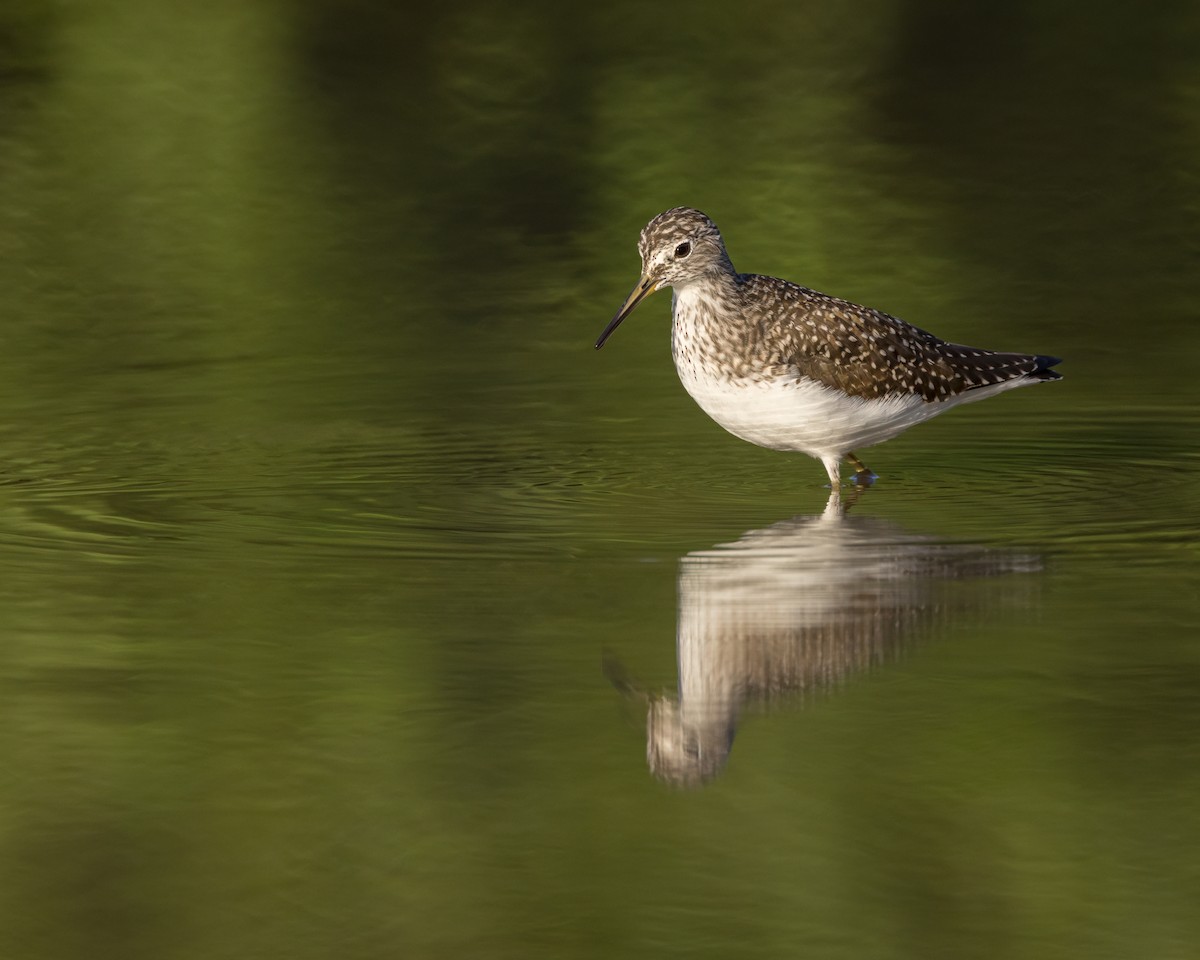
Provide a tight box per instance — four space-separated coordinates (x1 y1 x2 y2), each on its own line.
737 275 1061 402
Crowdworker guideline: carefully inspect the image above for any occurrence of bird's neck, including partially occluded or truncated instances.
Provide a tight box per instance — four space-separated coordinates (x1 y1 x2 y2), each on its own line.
671 270 743 328
671 271 749 380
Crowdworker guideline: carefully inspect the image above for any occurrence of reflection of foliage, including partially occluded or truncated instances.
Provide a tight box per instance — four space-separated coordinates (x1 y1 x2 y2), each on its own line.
0 3 56 81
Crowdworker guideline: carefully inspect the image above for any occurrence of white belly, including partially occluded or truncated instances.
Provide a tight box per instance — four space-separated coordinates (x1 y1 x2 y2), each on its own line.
675 367 934 458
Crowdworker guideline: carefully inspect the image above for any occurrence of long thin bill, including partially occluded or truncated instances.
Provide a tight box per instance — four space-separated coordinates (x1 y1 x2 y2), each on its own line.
594 277 655 350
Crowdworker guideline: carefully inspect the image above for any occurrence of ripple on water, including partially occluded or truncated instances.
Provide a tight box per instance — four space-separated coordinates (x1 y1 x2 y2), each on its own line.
856 401 1200 561
0 401 1195 568
0 424 686 565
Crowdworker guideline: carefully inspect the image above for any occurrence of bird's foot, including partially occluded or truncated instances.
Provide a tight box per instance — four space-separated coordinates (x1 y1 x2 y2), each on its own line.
847 453 875 486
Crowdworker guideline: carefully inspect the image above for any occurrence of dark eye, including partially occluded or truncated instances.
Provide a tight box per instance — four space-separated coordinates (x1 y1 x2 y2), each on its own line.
674 241 691 259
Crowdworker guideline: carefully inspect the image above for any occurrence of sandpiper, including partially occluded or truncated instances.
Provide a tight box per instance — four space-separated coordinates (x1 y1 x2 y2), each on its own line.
595 207 1062 486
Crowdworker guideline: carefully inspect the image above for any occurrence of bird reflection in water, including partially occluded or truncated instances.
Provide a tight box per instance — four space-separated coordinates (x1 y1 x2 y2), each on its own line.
607 489 1042 788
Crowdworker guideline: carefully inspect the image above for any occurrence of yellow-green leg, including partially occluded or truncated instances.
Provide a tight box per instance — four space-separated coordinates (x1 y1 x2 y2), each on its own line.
847 452 876 484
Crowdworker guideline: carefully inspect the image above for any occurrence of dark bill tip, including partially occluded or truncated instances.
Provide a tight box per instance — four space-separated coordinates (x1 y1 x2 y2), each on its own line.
594 277 655 350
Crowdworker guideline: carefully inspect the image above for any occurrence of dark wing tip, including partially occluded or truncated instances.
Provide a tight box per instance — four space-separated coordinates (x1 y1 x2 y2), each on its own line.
1032 354 1063 381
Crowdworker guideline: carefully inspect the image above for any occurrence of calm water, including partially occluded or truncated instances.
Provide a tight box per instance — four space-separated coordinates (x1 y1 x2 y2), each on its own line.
2 3 1199 958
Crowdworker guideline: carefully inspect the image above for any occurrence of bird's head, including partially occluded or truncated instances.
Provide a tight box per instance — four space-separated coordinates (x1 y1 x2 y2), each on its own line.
595 207 733 349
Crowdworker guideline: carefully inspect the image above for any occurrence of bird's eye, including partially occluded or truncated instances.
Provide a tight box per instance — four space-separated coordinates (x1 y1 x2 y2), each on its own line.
675 242 691 259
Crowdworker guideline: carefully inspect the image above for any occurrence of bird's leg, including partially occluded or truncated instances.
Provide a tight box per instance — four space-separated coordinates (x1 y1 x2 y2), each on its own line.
847 452 877 485
821 455 842 488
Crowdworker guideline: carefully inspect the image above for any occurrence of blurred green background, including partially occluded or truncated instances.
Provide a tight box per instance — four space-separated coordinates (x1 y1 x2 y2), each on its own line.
1 1 1198 958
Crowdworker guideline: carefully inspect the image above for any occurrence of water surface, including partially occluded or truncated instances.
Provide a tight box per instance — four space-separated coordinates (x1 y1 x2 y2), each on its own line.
1 3 1199 958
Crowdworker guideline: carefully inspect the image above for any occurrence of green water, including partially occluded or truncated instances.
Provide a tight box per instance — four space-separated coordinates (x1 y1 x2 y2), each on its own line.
1 2 1199 958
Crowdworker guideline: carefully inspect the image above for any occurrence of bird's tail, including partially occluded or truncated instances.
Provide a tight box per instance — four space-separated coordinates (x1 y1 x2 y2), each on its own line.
941 344 1063 390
